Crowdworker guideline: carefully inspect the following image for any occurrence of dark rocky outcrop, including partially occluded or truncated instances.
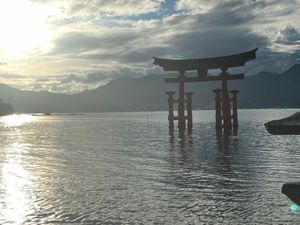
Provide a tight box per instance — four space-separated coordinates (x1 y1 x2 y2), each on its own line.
282 182 300 206
264 112 300 135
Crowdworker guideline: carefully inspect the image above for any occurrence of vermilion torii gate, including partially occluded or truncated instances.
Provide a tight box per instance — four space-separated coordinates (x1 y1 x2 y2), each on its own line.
153 48 257 133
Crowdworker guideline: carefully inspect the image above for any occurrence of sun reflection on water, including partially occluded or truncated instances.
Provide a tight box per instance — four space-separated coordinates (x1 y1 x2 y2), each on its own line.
0 128 35 224
2 114 35 127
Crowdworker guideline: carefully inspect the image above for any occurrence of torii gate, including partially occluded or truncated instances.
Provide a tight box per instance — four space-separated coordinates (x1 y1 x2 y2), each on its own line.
153 48 257 133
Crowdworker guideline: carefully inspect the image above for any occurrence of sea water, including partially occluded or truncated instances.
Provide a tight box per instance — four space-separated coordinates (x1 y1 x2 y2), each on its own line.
0 109 300 224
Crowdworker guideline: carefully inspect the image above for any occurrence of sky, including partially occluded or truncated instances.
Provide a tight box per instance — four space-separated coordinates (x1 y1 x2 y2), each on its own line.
0 0 300 93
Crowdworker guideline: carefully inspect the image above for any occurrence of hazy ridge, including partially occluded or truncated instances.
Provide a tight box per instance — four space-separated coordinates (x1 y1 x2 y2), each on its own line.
1 64 300 113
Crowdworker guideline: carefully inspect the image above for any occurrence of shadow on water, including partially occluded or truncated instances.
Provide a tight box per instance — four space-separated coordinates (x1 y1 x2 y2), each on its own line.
168 127 242 175
168 129 194 167
167 127 260 222
168 127 239 167
215 129 240 174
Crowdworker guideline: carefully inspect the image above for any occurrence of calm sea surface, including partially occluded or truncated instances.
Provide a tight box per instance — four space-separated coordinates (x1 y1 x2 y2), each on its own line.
1 109 300 224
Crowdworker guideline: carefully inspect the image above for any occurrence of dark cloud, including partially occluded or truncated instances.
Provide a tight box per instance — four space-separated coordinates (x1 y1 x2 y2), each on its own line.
110 50 152 63
150 9 268 59
166 27 267 59
51 31 139 54
196 7 254 27
81 46 169 63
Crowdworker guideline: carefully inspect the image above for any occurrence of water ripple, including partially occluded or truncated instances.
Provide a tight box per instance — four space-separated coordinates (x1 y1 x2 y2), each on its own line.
0 110 300 224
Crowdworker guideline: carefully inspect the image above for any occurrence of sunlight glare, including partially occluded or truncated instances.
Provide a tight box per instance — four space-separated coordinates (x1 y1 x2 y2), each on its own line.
0 0 59 59
0 141 34 224
2 114 35 127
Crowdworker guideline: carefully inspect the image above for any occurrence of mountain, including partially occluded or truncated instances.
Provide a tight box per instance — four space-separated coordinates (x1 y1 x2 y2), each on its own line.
1 64 300 113
0 98 14 116
0 83 71 113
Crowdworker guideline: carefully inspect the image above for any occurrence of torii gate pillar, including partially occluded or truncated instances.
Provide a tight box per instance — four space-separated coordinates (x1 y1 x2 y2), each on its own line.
166 91 176 131
178 70 186 131
230 90 239 130
185 92 193 131
221 68 232 133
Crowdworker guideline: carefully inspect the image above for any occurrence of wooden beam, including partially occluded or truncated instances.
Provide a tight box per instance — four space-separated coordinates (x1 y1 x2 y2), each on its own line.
154 48 257 71
165 73 244 83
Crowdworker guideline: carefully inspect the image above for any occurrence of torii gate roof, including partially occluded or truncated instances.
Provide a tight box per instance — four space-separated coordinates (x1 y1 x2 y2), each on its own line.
153 48 257 71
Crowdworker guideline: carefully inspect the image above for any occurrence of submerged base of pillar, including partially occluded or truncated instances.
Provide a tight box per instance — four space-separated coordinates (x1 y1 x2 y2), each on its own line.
177 123 186 132
169 124 174 132
213 88 239 134
167 90 194 133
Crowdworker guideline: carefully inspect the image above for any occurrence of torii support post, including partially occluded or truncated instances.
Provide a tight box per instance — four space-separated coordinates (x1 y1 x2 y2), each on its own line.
221 68 232 132
166 91 176 131
230 90 239 130
213 89 222 130
185 92 193 130
178 70 186 131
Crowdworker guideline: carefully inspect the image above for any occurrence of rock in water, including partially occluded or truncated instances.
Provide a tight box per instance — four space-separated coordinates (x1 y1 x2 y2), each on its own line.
269 113 300 206
282 182 300 206
264 112 300 135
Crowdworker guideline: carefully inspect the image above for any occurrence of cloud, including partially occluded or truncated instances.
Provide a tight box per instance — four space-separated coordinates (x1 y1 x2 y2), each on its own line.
29 66 148 93
48 2 295 76
59 67 144 84
70 0 164 16
176 0 299 17
0 72 38 90
146 9 268 58
0 73 28 79
81 46 169 64
2 0 300 93
59 72 111 84
51 30 139 55
31 0 165 16
176 0 217 13
277 26 300 44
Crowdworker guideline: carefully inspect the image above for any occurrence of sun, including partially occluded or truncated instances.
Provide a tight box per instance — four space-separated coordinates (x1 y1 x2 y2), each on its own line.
0 0 58 59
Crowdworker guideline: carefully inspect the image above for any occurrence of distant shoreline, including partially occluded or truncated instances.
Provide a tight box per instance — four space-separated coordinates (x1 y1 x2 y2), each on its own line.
3 107 299 117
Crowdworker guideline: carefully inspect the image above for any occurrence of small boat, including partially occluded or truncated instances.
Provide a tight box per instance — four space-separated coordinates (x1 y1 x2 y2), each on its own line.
264 112 300 135
282 182 300 206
